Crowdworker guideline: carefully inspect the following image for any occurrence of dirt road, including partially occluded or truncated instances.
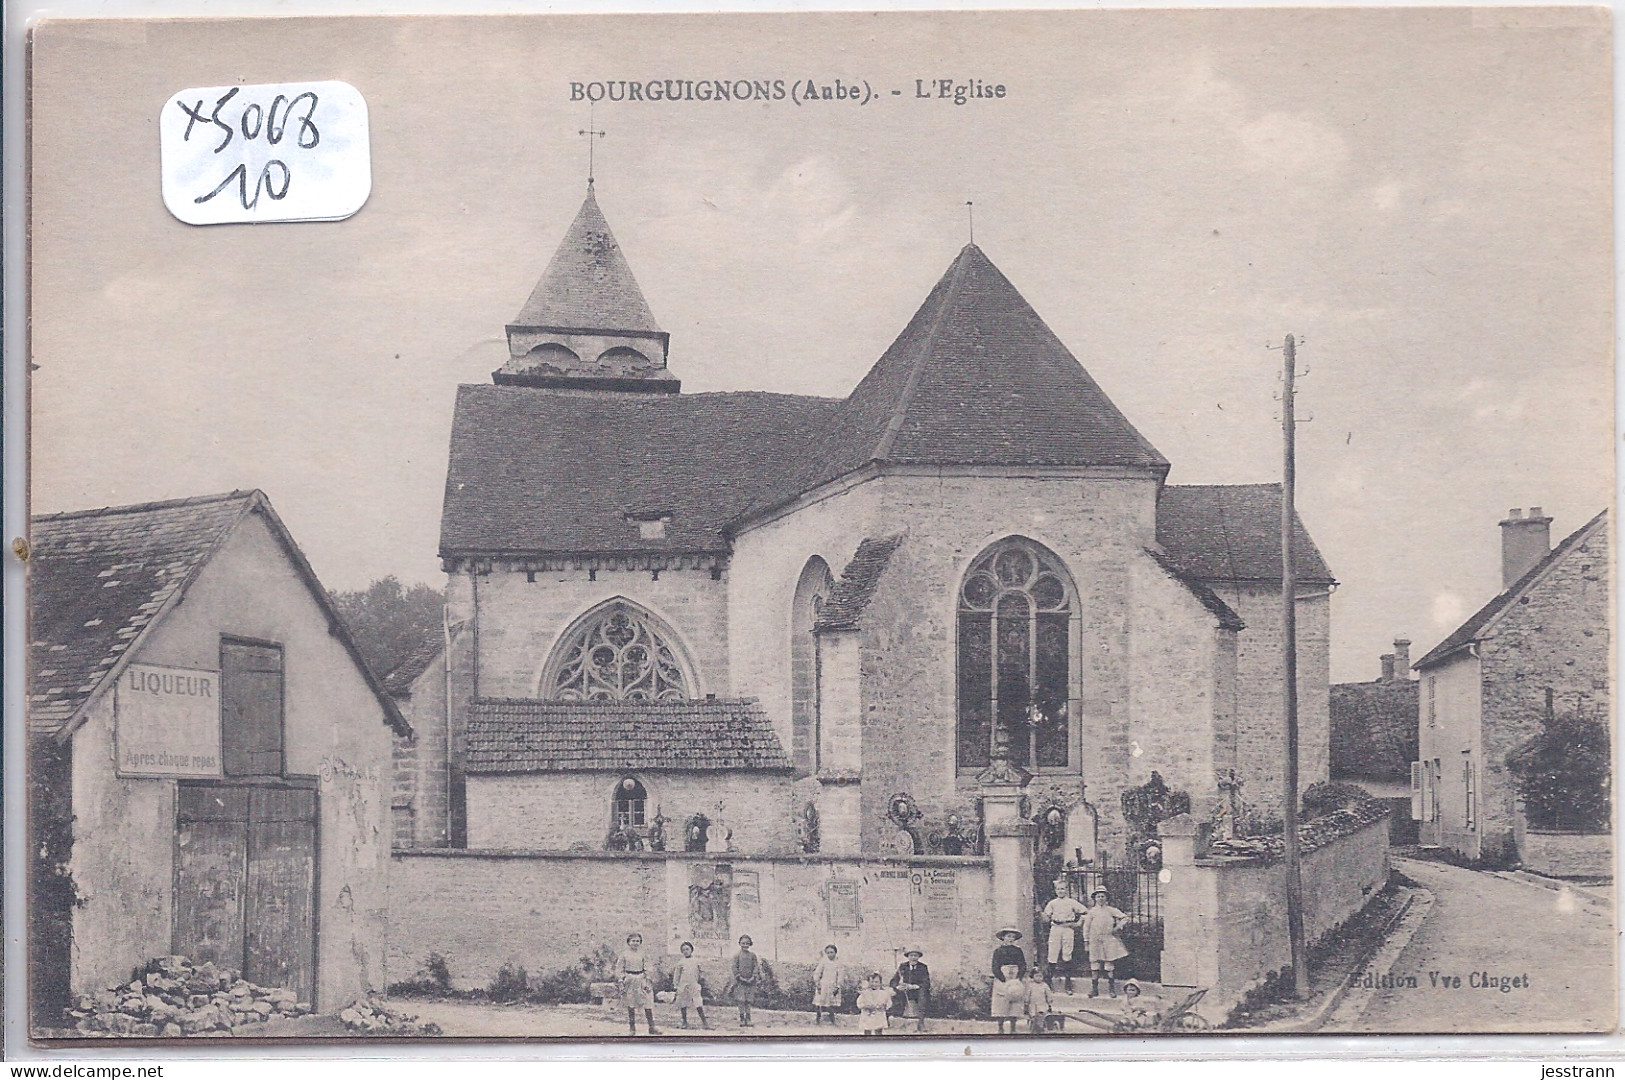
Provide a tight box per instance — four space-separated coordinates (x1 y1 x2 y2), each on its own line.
1351 857 1616 1033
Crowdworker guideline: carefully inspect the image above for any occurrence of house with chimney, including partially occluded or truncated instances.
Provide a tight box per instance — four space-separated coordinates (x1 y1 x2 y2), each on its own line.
1414 507 1610 864
1331 638 1419 842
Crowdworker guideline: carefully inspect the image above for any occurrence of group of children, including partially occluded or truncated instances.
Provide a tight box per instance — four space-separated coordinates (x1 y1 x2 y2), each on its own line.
612 884 1135 1036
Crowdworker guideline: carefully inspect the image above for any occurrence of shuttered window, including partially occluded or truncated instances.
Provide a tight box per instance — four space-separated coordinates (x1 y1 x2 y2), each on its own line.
221 639 284 777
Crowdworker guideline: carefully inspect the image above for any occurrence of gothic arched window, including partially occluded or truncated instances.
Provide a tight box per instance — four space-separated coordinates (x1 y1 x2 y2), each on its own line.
957 538 1074 771
790 556 835 775
546 601 693 701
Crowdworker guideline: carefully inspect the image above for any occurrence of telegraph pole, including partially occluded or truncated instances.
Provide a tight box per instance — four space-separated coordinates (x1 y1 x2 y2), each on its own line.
1281 334 1309 996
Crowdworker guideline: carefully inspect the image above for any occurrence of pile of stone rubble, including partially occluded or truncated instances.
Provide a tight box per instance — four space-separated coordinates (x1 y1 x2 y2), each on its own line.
338 996 443 1036
66 955 310 1037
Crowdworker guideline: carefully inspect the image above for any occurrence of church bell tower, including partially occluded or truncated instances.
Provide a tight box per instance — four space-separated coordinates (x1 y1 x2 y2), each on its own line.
494 181 677 394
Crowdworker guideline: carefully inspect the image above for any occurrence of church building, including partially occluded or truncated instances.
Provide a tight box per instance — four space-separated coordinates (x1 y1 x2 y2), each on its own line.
390 181 1335 867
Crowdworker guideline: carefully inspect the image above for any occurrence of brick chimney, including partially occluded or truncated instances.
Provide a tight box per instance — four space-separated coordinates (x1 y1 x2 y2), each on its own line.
1393 637 1411 679
1499 507 1552 588
1379 654 1396 682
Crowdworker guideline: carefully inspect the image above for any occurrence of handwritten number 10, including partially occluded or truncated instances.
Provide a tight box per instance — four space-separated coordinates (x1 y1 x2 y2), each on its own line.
194 160 291 209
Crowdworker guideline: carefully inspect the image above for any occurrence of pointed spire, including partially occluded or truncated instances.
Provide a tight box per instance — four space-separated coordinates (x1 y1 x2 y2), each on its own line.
498 186 675 393
512 186 661 334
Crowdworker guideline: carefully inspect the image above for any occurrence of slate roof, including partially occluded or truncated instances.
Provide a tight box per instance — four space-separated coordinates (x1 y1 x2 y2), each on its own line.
1143 547 1246 631
383 630 444 697
446 234 1332 579
1156 484 1335 585
1330 678 1419 782
815 535 905 632
464 697 793 773
30 490 408 740
757 245 1168 516
511 185 661 333
1415 509 1608 670
440 386 841 556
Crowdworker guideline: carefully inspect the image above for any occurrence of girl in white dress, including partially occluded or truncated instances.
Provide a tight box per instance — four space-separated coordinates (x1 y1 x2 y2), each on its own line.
671 941 707 1030
811 944 843 1025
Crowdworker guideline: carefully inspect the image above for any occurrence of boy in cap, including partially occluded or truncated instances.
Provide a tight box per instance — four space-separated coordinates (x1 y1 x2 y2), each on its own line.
890 946 931 1032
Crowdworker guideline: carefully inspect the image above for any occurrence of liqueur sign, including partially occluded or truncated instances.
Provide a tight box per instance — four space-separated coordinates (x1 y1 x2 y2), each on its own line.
115 664 222 778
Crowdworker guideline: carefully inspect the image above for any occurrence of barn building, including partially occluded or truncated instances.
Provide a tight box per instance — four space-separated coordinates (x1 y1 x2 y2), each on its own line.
29 490 406 1022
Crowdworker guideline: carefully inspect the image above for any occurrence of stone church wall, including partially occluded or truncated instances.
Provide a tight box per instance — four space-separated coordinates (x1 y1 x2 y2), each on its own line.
392 655 450 849
1206 583 1332 810
450 566 731 700
750 470 1231 857
465 771 798 853
388 850 994 997
729 480 885 755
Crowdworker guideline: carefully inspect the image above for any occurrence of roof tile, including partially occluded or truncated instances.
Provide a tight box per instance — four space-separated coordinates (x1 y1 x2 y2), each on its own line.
1156 484 1335 585
440 387 841 555
465 697 792 773
815 535 905 632
29 493 253 737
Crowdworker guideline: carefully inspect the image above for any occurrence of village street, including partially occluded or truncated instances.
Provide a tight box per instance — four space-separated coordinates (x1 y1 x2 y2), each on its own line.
1349 857 1616 1034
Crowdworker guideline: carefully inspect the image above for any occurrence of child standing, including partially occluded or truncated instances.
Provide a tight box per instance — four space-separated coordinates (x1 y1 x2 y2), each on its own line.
1082 888 1130 998
856 971 894 1035
618 932 660 1036
1025 969 1055 1034
989 926 1028 1035
890 947 931 1033
728 934 761 1027
811 944 843 1025
671 940 708 1030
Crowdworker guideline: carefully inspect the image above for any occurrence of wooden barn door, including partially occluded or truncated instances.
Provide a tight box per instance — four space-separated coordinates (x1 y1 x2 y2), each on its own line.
175 783 316 1003
174 786 249 970
244 787 316 1001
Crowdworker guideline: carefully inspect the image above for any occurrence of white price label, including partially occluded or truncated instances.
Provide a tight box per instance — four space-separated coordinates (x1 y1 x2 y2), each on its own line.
160 80 371 225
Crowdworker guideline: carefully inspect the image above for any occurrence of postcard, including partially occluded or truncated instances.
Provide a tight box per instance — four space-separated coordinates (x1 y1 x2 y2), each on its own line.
22 9 1615 1045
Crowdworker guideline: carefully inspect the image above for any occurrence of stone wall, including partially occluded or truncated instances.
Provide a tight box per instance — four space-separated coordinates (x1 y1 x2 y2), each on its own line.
1159 812 1390 1012
1478 517 1610 854
1516 829 1613 879
1208 584 1332 810
737 470 1236 858
465 771 799 853
392 651 450 849
387 851 996 999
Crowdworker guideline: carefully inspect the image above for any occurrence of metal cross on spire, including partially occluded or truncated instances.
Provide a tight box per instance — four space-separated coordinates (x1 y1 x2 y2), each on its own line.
579 105 606 187
966 201 975 244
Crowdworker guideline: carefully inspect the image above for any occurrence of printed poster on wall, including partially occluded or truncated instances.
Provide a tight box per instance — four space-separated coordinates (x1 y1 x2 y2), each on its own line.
115 663 222 778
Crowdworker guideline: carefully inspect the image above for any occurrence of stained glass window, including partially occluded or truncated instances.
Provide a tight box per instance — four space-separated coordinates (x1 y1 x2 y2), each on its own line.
549 602 691 701
957 539 1073 770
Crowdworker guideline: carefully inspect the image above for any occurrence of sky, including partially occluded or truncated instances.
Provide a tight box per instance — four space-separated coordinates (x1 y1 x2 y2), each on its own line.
27 9 1613 683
